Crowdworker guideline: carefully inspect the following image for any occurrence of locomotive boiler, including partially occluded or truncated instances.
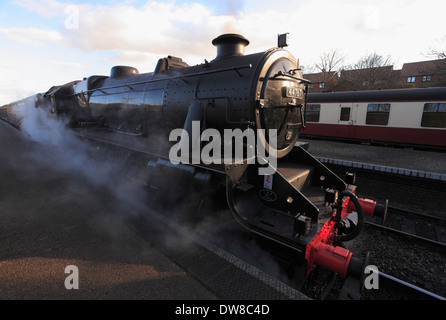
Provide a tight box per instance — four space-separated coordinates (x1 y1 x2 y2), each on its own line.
0 34 387 286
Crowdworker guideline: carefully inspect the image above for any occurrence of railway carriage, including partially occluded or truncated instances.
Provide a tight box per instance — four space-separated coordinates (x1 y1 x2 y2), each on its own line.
304 88 446 149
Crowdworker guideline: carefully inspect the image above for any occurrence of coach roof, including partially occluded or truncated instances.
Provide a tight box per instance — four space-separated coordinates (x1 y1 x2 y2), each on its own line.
307 87 446 103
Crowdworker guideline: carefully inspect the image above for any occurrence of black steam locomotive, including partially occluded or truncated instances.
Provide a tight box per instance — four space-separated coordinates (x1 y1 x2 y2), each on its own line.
0 34 387 285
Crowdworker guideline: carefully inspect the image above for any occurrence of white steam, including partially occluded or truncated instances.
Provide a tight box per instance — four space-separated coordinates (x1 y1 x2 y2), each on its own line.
10 97 147 214
9 97 289 286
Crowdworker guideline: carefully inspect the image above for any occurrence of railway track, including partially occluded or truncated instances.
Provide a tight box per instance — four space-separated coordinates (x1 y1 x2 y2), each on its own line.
365 206 446 249
322 162 446 219
342 204 446 300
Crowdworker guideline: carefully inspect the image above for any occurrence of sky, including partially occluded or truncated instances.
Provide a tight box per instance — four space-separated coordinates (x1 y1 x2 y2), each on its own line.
0 0 444 105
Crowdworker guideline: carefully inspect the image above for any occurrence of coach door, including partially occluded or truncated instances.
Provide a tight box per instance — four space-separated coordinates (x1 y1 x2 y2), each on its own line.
337 103 356 139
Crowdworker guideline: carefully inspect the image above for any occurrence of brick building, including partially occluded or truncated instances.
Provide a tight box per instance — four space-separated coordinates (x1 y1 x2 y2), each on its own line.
304 58 446 92
400 59 446 88
337 65 397 91
304 71 339 93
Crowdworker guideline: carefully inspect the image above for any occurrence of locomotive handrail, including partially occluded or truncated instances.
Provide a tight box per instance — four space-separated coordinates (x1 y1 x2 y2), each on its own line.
272 102 303 110
270 70 312 84
67 64 253 97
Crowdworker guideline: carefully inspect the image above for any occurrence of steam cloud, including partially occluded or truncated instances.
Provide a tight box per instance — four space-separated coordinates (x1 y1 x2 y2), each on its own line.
8 97 288 286
9 97 148 221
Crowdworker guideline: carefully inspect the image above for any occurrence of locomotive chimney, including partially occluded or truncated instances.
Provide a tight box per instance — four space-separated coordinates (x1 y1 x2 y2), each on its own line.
212 34 250 61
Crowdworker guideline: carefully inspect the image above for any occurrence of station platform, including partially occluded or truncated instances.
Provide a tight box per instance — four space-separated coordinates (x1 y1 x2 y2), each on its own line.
0 120 307 300
0 120 218 299
300 138 446 181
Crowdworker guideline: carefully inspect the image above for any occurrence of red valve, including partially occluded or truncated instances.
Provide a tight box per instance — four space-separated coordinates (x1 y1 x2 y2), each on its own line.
312 242 353 278
348 198 377 217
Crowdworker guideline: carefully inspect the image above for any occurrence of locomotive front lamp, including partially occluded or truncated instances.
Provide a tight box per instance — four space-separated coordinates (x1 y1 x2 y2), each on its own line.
278 33 289 48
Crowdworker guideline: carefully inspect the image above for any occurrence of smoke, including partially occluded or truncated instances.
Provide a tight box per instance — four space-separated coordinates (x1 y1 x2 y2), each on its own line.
221 0 245 16
8 96 149 233
13 100 113 185
219 0 246 36
8 97 291 288
221 20 241 35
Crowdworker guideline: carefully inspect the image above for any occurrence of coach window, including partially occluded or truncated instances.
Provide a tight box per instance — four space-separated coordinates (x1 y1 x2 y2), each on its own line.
366 103 391 125
306 104 320 122
421 103 446 128
340 107 350 121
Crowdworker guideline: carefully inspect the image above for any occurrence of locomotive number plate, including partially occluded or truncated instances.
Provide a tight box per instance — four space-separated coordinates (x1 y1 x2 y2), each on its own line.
282 86 302 99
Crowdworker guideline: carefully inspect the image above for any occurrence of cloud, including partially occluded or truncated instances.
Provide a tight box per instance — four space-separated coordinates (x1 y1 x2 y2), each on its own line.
65 2 227 58
2 0 445 106
7 0 446 64
0 27 63 46
13 0 86 18
50 60 86 68
3 1 297 64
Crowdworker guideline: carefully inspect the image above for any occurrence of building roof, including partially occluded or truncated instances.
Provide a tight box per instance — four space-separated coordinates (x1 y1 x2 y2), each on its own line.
304 71 338 83
340 65 394 79
401 59 446 76
302 58 446 91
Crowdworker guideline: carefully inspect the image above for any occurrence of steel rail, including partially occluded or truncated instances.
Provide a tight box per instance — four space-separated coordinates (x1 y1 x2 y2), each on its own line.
374 269 446 300
364 220 446 249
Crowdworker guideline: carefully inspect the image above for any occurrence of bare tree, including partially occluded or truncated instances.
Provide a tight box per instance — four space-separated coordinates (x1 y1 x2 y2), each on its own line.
313 49 345 90
352 52 392 70
315 49 345 73
340 52 395 90
422 35 446 87
428 49 446 59
301 64 316 74
426 34 446 59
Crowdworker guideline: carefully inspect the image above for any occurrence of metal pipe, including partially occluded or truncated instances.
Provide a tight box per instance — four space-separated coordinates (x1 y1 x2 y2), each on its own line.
337 190 364 242
70 64 253 96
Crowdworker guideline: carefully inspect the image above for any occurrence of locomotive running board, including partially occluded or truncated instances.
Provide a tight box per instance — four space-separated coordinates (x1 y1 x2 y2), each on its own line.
225 145 348 252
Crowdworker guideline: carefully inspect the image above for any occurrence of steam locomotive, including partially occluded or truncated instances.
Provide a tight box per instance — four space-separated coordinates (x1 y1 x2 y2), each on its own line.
0 34 387 287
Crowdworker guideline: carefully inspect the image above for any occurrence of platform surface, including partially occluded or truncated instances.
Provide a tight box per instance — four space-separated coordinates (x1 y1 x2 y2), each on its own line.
0 120 219 300
301 138 446 175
